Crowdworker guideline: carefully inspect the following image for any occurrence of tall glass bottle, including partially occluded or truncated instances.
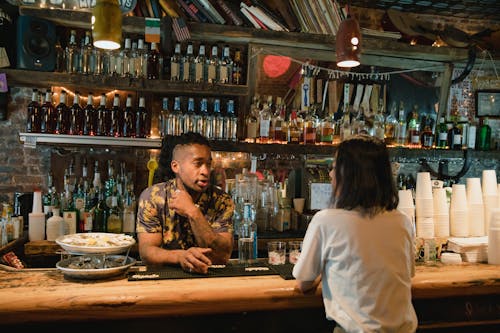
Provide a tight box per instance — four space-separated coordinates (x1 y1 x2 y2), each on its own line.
66 29 79 74
384 101 398 145
69 91 83 135
183 97 196 133
121 37 132 77
232 49 243 85
219 45 232 84
108 93 121 137
287 110 301 144
476 117 491 151
122 94 134 137
129 40 138 78
194 44 206 83
26 88 40 133
395 101 407 146
207 44 219 83
447 117 462 150
40 89 54 134
106 189 123 233
55 90 69 134
95 93 107 136
170 42 182 81
436 117 448 148
302 110 318 144
82 92 95 136
273 100 287 143
245 96 259 142
135 96 149 138
93 187 108 232
225 99 238 141
159 97 169 138
407 110 421 148
81 31 94 75
238 202 257 264
212 98 224 140
147 42 160 80
199 98 212 138
169 96 183 136
182 42 195 82
258 97 272 143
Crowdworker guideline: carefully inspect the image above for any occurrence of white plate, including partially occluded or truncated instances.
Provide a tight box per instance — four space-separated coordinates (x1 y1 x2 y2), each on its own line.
55 233 136 255
56 255 136 280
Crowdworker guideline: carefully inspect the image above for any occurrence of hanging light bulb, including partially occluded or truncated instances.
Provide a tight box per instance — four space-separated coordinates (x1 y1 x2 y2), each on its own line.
92 0 122 50
336 12 361 68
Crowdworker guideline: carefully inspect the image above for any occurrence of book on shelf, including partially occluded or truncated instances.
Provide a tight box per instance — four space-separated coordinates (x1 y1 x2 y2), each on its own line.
248 0 289 31
288 0 308 33
159 0 185 18
316 0 337 34
145 0 156 18
240 3 266 29
262 0 300 32
139 0 151 18
150 0 162 18
308 0 332 34
240 1 285 31
191 0 226 24
178 0 210 22
211 0 244 26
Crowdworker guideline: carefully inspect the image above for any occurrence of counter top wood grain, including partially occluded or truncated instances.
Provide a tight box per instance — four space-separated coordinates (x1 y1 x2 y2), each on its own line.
0 262 499 326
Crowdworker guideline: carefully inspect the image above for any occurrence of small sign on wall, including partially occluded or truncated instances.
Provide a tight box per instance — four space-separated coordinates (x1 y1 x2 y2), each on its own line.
309 183 332 211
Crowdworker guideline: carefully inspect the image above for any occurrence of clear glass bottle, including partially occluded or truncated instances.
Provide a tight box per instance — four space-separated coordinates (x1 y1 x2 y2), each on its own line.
66 29 79 74
395 101 407 146
225 99 238 141
219 45 232 84
81 31 94 75
109 93 121 137
26 88 40 133
245 96 259 142
182 42 195 82
212 98 224 140
194 44 206 83
121 37 132 77
122 94 134 137
95 93 107 136
259 97 273 143
238 202 257 264
169 96 183 136
128 40 138 78
170 42 182 81
159 97 169 138
183 97 196 133
207 44 219 83
199 98 212 138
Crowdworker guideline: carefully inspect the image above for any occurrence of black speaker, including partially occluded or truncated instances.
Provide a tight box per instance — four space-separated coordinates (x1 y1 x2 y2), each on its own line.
16 15 55 71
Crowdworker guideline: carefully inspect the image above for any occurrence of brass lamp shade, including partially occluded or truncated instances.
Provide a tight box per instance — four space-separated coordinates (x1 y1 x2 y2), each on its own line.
92 0 122 50
336 16 361 68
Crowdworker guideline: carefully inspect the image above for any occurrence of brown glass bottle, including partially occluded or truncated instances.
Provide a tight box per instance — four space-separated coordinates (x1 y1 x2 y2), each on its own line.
122 94 134 137
68 91 83 135
147 42 160 80
135 96 148 138
55 90 69 134
232 49 243 85
108 93 121 137
40 89 54 133
287 110 301 144
95 93 107 136
26 88 40 133
82 93 95 136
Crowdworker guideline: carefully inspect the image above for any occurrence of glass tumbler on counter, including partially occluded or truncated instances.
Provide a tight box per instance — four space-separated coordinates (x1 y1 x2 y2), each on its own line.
288 241 302 264
267 241 286 265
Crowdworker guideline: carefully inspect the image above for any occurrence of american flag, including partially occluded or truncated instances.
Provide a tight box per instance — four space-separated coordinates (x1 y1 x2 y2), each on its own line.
172 17 191 42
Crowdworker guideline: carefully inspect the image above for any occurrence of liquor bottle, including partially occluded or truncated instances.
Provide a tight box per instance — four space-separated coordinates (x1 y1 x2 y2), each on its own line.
62 187 78 235
199 98 212 138
147 42 160 80
420 117 434 149
273 100 287 143
93 187 108 232
447 118 462 150
95 93 107 136
407 110 421 148
39 89 54 134
436 117 448 149
54 38 65 72
287 110 301 144
55 90 69 134
122 183 136 236
225 99 238 141
340 106 351 142
466 117 477 149
219 45 232 84
182 42 195 82
319 112 334 144
121 37 132 77
122 94 134 137
183 97 196 134
82 92 95 136
106 189 123 233
245 96 259 142
170 42 182 81
476 117 491 151
169 96 183 136
93 42 104 76
46 208 64 241
212 98 224 140
26 88 40 133
302 110 318 144
395 101 407 146
232 49 243 85
66 29 79 74
373 99 386 141
81 31 94 75
69 91 83 135
159 97 169 138
79 186 94 233
259 97 272 143
135 38 147 78
108 93 121 137
135 96 149 138
238 202 257 264
194 44 206 83
384 101 398 145
207 45 219 83
129 40 138 78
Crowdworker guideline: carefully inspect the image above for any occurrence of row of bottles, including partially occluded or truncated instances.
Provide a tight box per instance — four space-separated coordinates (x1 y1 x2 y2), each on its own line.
169 42 244 85
57 30 245 84
43 158 137 241
158 96 238 141
26 89 151 138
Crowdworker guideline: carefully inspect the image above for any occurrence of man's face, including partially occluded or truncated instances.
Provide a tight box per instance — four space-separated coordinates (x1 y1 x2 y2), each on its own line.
171 144 212 193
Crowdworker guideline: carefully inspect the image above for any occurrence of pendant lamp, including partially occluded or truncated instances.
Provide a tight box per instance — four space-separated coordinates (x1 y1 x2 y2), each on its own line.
92 0 122 50
336 13 361 68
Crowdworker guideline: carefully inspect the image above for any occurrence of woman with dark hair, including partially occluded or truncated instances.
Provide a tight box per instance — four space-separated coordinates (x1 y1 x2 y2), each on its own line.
293 135 417 333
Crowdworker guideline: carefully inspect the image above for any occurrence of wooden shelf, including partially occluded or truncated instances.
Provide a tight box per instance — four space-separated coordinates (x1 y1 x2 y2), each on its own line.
3 69 248 96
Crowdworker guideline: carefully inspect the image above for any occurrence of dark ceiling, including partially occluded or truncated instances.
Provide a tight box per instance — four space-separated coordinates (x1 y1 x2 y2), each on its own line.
340 0 500 22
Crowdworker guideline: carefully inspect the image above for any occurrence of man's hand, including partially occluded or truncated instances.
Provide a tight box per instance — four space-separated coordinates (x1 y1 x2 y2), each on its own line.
170 189 199 219
179 247 213 274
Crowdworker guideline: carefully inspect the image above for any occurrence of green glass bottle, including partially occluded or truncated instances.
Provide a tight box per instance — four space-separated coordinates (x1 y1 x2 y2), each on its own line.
476 117 491 151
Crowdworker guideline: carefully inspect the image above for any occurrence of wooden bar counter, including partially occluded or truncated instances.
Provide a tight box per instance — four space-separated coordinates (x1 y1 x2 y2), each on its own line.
0 262 499 332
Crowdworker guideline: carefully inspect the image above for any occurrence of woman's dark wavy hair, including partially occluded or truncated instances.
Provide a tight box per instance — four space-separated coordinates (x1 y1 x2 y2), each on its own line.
332 134 399 216
156 132 211 182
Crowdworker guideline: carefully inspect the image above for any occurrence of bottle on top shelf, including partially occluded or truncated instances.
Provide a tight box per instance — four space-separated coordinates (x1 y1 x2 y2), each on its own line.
122 94 134 137
225 99 238 141
135 96 149 138
26 88 40 133
40 89 54 134
55 90 69 135
476 117 492 151
82 92 95 136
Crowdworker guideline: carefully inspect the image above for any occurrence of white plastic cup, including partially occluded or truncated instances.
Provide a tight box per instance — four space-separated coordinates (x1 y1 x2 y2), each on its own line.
468 204 485 237
32 190 43 214
482 170 498 196
466 178 483 205
487 208 500 265
450 184 468 210
415 197 434 218
450 184 469 237
484 195 499 235
416 217 434 238
293 198 306 214
398 190 414 209
433 188 449 215
416 172 433 199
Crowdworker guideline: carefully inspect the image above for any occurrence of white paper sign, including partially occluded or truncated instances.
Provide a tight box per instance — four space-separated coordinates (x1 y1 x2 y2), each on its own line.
309 183 332 210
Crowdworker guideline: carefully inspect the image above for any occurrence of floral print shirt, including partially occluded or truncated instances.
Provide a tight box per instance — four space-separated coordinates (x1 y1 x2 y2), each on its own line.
136 179 234 250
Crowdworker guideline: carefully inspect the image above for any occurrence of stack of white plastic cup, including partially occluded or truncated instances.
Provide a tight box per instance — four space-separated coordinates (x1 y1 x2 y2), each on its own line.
398 189 415 228
433 188 450 237
466 178 485 236
450 184 469 237
482 170 498 235
415 172 434 238
487 208 500 265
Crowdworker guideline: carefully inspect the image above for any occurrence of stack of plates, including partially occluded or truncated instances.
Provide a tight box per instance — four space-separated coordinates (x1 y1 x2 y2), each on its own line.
447 236 488 263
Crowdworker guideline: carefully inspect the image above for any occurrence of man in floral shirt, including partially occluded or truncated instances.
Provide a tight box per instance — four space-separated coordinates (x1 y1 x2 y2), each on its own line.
137 132 234 274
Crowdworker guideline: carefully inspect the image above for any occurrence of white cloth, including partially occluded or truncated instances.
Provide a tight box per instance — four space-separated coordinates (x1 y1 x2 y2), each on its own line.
293 209 417 333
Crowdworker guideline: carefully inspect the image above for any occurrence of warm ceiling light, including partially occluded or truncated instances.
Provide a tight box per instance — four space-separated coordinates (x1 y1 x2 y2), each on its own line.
92 0 122 50
336 15 361 68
